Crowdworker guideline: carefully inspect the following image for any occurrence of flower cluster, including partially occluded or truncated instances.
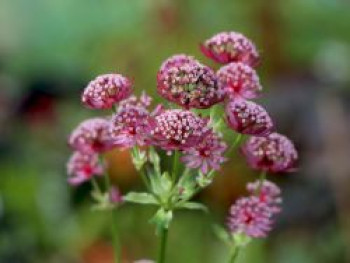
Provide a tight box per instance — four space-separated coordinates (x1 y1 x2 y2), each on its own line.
65 30 299 262
227 180 282 238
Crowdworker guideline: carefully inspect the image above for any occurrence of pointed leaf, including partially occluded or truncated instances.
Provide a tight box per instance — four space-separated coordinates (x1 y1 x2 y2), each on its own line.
176 201 208 212
123 192 158 205
213 224 232 246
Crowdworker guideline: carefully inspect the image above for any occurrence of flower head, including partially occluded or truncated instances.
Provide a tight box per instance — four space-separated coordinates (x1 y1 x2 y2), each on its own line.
201 32 259 66
67 151 103 186
247 180 282 214
225 99 274 136
82 74 132 109
110 95 153 148
181 131 227 174
217 62 262 100
151 109 209 152
241 133 298 173
109 186 123 204
68 118 114 153
227 196 273 238
157 54 224 109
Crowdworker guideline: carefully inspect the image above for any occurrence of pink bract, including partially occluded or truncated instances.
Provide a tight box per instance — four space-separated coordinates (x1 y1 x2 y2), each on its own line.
227 196 273 238
181 131 227 174
68 118 114 153
247 180 282 214
67 151 103 186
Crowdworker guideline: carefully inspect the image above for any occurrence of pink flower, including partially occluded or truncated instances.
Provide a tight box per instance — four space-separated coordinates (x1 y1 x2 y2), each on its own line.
181 131 227 174
200 32 259 66
241 133 298 173
109 186 123 204
68 118 114 153
227 196 273 238
67 151 103 186
225 99 274 136
150 109 210 151
217 62 262 100
109 95 153 148
247 180 282 214
82 74 132 109
157 54 224 109
159 54 196 71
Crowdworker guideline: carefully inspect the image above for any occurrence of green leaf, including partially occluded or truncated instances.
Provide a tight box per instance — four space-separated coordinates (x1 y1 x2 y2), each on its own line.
159 172 172 193
149 171 173 199
213 224 232 246
123 192 158 205
176 201 208 212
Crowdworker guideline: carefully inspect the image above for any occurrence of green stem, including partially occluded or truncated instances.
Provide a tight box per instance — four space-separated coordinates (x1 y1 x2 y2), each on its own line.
256 171 267 194
228 134 243 155
104 172 120 263
157 227 169 263
172 151 180 183
228 246 240 263
91 176 101 194
140 167 151 191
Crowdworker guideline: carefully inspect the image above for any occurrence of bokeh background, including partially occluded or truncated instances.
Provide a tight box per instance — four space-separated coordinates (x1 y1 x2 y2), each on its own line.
1 0 350 262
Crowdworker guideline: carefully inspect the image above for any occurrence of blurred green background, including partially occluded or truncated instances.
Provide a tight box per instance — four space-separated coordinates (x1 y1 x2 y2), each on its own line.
0 0 350 262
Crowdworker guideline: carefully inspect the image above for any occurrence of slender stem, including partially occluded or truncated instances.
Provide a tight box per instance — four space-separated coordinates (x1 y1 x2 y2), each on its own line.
157 227 169 263
104 171 120 263
91 176 101 193
256 171 267 194
172 151 180 183
140 167 151 191
228 246 240 263
228 134 243 154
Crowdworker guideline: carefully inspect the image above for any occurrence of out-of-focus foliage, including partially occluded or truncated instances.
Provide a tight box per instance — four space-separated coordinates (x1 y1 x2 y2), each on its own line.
0 0 349 262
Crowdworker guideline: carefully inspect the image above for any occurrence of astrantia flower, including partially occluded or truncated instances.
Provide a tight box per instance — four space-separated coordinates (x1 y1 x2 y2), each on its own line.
150 109 209 151
225 99 274 136
181 131 227 174
109 186 123 204
109 95 153 148
67 151 103 186
69 118 114 153
157 54 224 109
201 32 259 66
247 180 282 214
227 196 273 238
159 54 196 71
241 133 298 173
82 74 132 109
217 62 262 100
